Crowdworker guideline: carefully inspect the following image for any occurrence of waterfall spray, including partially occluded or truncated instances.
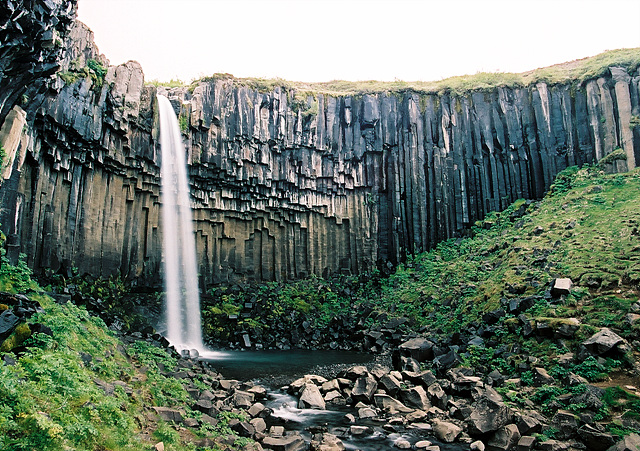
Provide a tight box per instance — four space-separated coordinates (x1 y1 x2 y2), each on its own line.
157 94 203 352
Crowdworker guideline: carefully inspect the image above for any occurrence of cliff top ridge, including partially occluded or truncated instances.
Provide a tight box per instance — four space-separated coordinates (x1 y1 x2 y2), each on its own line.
146 47 640 96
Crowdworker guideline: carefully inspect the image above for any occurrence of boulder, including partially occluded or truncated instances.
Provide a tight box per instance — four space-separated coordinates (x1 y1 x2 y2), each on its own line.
0 310 20 341
397 337 434 361
341 366 368 380
551 278 572 297
400 386 431 410
230 390 255 408
531 367 555 386
299 383 326 410
152 407 184 424
310 433 345 451
379 373 403 396
515 412 544 435
393 438 412 449
550 410 578 440
357 407 377 419
433 349 463 373
231 420 255 438
262 434 306 451
487 424 520 451
427 383 448 410
324 390 346 406
516 436 537 451
470 440 485 451
250 417 267 434
467 395 512 436
373 393 414 413
432 420 462 443
577 424 615 451
351 374 378 403
607 433 640 451
582 328 625 356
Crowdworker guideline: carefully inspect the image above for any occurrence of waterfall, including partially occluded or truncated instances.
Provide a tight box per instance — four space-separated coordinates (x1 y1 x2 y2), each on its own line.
157 94 203 352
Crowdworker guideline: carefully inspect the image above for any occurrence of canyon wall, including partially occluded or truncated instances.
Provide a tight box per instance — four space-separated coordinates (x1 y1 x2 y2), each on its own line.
1 15 639 287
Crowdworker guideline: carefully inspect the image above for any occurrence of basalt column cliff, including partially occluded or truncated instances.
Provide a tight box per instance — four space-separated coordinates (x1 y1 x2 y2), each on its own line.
0 14 639 286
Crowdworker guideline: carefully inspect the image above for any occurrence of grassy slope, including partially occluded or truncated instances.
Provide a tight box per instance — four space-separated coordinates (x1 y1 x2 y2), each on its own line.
147 48 640 96
0 268 249 450
377 164 640 340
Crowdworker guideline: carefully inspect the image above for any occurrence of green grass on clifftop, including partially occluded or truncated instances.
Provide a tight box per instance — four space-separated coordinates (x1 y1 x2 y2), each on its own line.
152 48 640 96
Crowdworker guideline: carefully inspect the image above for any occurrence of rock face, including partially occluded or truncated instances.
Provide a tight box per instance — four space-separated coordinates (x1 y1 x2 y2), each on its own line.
1 8 639 285
0 0 78 124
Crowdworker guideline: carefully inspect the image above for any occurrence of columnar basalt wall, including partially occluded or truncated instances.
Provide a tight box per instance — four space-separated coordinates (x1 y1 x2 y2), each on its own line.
1 19 639 287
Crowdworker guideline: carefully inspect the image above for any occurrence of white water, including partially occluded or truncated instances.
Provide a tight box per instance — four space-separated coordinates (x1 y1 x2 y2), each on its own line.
157 94 203 352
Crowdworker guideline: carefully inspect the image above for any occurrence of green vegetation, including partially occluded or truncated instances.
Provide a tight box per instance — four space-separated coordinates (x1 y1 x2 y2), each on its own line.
154 48 640 97
373 165 640 338
0 250 251 450
59 58 108 93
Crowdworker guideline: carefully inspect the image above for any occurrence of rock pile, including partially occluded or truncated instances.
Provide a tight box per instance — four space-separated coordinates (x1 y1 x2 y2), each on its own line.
285 359 639 451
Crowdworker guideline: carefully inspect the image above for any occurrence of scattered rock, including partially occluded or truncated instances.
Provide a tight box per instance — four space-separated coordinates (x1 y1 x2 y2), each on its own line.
582 328 625 356
299 383 326 410
551 278 572 297
432 419 462 443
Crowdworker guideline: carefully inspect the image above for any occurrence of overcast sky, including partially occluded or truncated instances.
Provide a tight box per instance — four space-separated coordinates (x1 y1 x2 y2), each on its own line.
76 0 640 84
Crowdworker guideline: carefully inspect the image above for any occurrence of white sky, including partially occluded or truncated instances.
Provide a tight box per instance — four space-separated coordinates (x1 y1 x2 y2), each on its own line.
76 0 640 84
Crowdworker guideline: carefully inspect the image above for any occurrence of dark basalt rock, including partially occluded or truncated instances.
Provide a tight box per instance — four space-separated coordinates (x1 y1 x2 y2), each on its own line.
0 5 639 287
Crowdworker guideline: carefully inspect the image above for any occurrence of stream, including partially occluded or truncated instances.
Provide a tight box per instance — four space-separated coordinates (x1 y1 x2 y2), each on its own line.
202 350 468 451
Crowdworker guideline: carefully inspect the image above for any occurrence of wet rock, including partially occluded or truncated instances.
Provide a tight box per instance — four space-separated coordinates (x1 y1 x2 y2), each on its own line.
251 417 267 434
262 434 306 451
299 383 326 410
415 440 434 449
357 407 377 419
343 413 356 424
349 425 370 435
470 440 485 451
393 437 412 449
432 419 462 443
351 374 378 403
373 393 413 413
310 433 345 451
324 390 346 406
